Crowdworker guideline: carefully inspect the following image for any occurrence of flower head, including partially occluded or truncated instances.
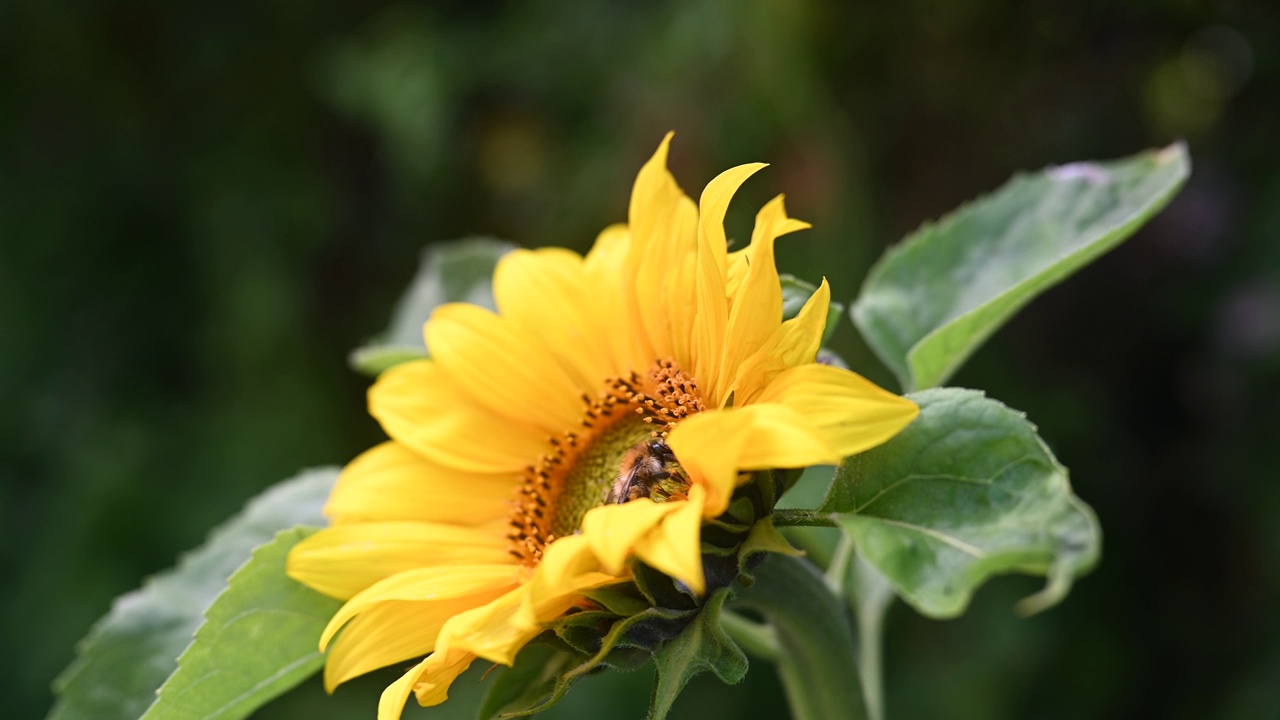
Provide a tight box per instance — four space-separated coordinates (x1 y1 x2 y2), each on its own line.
286 134 918 719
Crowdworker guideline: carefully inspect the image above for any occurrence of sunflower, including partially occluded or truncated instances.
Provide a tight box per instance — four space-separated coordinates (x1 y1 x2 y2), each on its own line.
286 134 918 719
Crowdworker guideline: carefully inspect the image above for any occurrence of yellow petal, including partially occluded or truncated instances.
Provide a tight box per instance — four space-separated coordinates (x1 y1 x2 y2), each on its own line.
633 484 707 595
369 363 550 473
436 545 617 666
661 223 700 369
734 404 840 469
725 247 750 299
378 656 428 720
627 133 683 254
698 163 767 288
325 594 498 691
521 534 603 607
717 194 810 403
377 648 475 719
666 411 749 518
584 224 637 373
755 363 920 457
493 247 617 386
668 405 839 516
585 223 631 275
692 163 767 403
288 522 512 600
319 565 520 651
625 132 688 363
425 303 585 434
411 647 477 708
513 535 615 630
581 498 683 575
432 587 541 666
323 442 516 525
624 136 702 368
729 279 830 406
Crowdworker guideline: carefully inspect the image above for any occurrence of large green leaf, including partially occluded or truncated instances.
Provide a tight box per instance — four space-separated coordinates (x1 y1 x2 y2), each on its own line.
853 144 1189 391
141 528 340 720
731 555 865 720
822 389 1100 618
49 468 339 720
349 236 514 375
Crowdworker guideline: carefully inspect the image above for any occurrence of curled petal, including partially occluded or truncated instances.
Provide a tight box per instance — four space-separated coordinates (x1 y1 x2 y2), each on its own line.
756 363 920 457
668 404 838 517
632 484 708 595
581 499 683 575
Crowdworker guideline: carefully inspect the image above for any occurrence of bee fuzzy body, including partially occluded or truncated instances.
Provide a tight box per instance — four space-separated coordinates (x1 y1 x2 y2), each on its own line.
607 438 686 504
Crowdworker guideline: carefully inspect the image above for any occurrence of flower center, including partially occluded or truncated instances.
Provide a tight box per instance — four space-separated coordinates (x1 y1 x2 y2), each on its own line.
550 415 653 537
506 359 705 567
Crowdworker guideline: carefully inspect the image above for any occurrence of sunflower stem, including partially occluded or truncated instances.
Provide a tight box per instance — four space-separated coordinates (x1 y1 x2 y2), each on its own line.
770 509 838 527
850 553 894 720
732 556 867 720
824 532 857 591
719 610 781 660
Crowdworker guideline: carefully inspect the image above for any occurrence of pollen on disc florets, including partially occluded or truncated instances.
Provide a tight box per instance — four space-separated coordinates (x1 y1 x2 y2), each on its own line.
506 359 706 567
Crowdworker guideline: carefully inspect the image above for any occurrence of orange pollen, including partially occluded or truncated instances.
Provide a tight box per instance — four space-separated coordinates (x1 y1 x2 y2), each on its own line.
506 359 706 567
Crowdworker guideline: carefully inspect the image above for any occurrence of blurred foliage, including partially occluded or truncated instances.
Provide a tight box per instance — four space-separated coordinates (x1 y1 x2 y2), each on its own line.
2 0 1277 718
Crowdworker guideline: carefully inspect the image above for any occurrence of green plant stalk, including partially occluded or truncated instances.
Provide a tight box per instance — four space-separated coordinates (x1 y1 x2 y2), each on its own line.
771 509 838 527
850 553 894 720
719 610 781 661
733 556 867 720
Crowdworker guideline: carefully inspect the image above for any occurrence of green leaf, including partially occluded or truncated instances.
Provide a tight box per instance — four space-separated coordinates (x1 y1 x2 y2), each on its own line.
477 643 585 720
49 468 339 720
822 388 1100 618
853 144 1189 391
580 584 652 617
649 588 748 720
143 527 341 720
349 236 515 375
780 273 843 344
732 555 866 720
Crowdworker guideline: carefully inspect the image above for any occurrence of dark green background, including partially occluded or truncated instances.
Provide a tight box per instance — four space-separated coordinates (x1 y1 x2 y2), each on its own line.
4 1 1277 718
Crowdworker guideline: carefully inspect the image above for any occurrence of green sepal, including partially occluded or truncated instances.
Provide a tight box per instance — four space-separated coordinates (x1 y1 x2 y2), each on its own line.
822 388 1101 617
738 518 804 571
347 346 432 377
349 236 514 376
853 144 1189 391
580 583 652 617
631 561 700 610
49 468 338 720
648 588 748 720
780 273 844 344
484 601 699 718
547 609 629 656
476 644 585 720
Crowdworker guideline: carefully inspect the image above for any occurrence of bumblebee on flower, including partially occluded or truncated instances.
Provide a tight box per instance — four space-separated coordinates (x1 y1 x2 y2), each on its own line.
285 133 919 720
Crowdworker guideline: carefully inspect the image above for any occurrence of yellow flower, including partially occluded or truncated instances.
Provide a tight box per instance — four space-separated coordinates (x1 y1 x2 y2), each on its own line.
286 134 918 719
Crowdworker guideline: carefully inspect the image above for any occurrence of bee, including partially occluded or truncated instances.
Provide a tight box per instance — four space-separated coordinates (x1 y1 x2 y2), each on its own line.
606 437 683 504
